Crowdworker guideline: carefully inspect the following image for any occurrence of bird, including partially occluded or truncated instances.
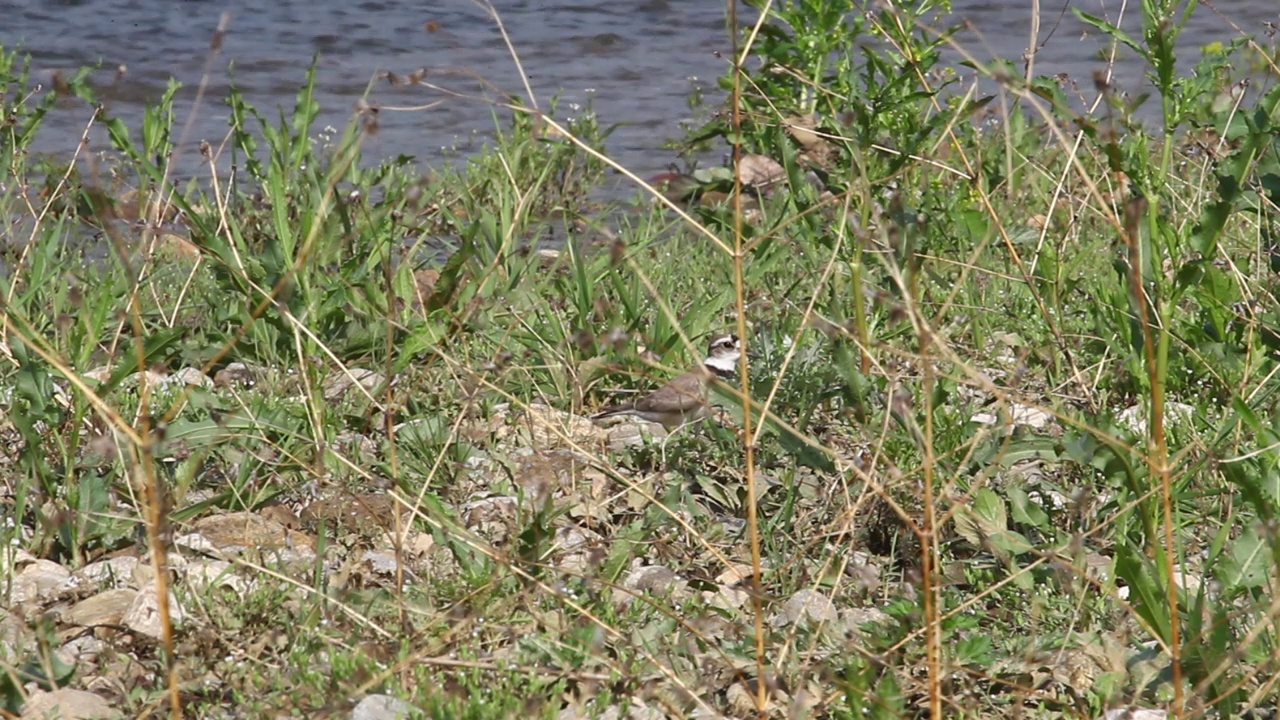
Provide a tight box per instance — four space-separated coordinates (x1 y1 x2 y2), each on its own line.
591 333 742 430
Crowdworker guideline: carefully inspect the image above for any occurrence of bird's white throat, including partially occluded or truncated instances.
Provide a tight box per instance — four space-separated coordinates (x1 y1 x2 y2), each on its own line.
704 354 739 376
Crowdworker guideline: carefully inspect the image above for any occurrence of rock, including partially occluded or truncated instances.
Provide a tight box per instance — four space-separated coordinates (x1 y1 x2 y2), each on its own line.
120 370 172 392
1117 402 1194 436
360 550 408 578
323 368 387 401
737 153 786 189
1097 709 1166 720
83 366 112 384
375 530 434 559
9 559 72 605
613 564 683 605
351 694 413 720
300 494 398 536
605 420 666 451
771 589 839 628
511 449 595 508
76 555 140 587
703 563 754 611
184 559 251 597
970 402 1054 431
839 607 892 636
181 511 313 557
460 496 519 542
552 525 604 574
64 588 138 628
213 362 256 388
122 582 185 639
172 367 213 388
514 403 608 449
21 688 114 719
60 635 106 668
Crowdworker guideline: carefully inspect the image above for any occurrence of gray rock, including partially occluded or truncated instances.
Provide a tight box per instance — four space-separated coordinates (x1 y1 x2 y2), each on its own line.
1097 709 1166 720
351 694 413 720
59 635 106 668
9 559 72 605
20 688 114 719
122 582 185 639
76 556 140 587
173 367 214 388
213 362 256 388
324 368 386 401
771 589 839 628
64 588 138 628
613 565 683 606
839 607 892 636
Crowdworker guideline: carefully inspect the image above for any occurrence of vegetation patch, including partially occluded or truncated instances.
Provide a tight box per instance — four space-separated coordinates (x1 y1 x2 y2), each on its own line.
2 1 1280 717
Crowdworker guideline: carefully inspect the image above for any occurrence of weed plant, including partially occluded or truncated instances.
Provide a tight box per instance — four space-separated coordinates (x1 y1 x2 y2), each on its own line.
2 0 1280 717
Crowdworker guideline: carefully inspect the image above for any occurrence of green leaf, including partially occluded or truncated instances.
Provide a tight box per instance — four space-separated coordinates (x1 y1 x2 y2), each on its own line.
1073 10 1147 62
987 529 1034 557
953 488 1007 546
1217 522 1269 591
1007 486 1051 529
955 633 994 666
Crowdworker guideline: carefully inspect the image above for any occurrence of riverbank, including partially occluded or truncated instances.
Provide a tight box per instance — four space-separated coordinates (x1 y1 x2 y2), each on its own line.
3 3 1280 717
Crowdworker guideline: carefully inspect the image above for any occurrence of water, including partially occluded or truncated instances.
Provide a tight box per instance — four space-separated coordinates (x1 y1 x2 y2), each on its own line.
3 0 1277 182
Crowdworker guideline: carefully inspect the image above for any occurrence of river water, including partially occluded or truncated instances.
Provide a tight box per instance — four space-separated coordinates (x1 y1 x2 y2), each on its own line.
4 1 1278 182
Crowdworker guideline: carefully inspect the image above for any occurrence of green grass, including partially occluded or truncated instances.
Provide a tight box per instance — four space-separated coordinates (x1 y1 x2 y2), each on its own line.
3 1 1280 717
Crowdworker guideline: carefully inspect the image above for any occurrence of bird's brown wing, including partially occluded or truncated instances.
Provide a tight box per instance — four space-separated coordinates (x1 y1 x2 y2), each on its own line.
632 370 707 414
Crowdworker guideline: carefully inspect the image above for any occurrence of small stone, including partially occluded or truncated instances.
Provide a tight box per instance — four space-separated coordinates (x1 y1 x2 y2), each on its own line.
771 589 839 628
605 420 666 451
76 555 140 587
1117 402 1194 435
60 635 106 668
703 563 754 611
213 362 256 388
122 582 185 639
839 607 892 636
613 565 683 606
184 511 307 556
83 366 112 384
351 694 413 720
21 688 114 719
323 368 386 401
971 402 1053 430
64 588 138 628
121 370 171 392
184 559 251 596
1097 709 1167 720
520 403 607 448
172 367 213 388
9 559 72 605
737 153 786 188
